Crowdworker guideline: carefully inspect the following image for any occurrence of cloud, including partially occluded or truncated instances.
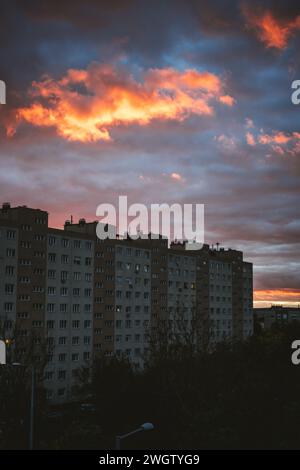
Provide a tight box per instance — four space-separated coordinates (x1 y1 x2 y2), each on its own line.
257 131 300 155
258 131 293 144
214 134 236 150
254 288 300 303
9 64 234 142
170 172 184 182
246 131 256 146
242 6 300 49
245 118 254 129
219 94 235 106
243 126 300 154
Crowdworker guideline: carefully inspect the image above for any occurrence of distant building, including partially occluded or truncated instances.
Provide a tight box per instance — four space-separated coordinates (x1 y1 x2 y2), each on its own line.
172 241 253 345
254 305 300 330
0 203 253 403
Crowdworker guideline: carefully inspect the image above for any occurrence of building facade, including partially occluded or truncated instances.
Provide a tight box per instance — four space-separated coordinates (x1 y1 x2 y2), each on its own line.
255 305 300 330
0 203 254 402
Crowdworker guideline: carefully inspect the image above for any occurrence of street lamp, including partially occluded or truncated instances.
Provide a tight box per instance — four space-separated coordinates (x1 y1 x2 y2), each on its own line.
115 422 154 450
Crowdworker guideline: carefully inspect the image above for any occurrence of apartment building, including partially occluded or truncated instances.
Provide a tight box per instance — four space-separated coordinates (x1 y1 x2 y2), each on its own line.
0 219 18 331
167 248 197 341
243 262 253 337
114 243 151 364
254 305 300 330
44 228 95 401
0 203 48 364
182 242 253 346
0 203 254 402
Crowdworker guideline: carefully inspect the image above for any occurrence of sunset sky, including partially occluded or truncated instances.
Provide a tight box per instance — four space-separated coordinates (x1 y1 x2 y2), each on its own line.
0 0 299 307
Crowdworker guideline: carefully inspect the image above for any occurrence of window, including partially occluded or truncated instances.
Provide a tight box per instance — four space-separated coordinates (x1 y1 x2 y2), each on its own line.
19 294 30 301
84 288 92 297
72 353 79 362
59 320 67 329
48 253 56 263
61 271 68 281
48 236 56 246
62 238 69 248
45 371 54 380
5 284 14 295
72 320 80 329
5 266 15 276
58 370 66 380
48 270 56 279
6 248 15 257
73 304 80 313
6 230 16 240
4 302 13 312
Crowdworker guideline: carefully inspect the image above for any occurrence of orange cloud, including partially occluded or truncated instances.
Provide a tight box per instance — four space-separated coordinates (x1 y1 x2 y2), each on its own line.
255 131 300 156
243 7 300 49
219 95 235 106
246 131 256 146
9 64 234 142
170 172 184 182
258 131 292 145
254 289 300 303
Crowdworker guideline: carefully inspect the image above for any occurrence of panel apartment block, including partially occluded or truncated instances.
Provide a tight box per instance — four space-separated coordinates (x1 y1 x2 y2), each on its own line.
0 220 18 332
44 228 95 402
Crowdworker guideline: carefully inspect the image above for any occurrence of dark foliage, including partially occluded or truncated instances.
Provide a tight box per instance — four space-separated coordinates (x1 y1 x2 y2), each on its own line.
2 323 300 449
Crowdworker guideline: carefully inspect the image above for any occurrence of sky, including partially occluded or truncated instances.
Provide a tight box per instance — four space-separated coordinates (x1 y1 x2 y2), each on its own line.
0 0 299 307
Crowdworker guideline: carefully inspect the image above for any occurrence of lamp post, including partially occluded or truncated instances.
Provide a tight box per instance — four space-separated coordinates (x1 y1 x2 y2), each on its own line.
115 422 154 450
